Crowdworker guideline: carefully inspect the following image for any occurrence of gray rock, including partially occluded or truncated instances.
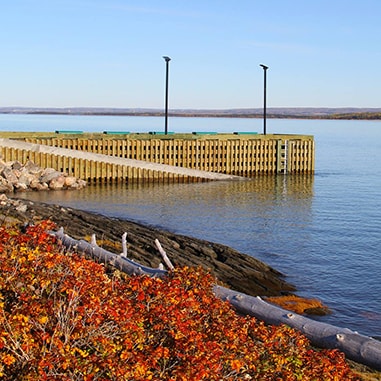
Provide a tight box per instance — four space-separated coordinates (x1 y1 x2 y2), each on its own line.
18 172 34 187
23 160 42 174
39 168 62 183
1 167 18 185
15 203 28 213
11 161 23 171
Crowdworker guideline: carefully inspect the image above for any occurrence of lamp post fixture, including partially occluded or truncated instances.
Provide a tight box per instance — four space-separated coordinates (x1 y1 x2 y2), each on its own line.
163 56 171 135
260 64 268 135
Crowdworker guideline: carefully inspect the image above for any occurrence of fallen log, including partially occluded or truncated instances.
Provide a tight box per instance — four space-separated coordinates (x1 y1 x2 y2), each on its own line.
54 227 167 278
52 228 381 371
213 286 381 371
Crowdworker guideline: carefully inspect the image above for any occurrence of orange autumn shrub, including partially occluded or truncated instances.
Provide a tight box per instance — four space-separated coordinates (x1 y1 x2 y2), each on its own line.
0 222 361 380
265 294 331 315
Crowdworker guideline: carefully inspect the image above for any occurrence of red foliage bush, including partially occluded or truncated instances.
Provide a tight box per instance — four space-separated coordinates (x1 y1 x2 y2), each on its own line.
0 222 360 380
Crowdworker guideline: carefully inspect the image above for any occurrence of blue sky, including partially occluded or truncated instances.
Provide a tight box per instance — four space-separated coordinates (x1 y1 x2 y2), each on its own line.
1 0 381 109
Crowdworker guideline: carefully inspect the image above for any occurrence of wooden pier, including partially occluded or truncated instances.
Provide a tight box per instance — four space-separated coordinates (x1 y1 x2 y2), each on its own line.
0 133 314 183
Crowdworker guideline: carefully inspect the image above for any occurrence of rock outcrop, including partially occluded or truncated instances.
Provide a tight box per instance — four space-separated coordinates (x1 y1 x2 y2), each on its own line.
0 159 87 193
0 194 295 298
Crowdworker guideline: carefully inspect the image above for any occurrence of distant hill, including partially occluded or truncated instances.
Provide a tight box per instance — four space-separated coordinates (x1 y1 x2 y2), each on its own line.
1 107 381 119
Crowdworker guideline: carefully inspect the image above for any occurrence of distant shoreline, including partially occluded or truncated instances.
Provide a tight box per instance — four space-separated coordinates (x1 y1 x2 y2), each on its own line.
1 107 381 120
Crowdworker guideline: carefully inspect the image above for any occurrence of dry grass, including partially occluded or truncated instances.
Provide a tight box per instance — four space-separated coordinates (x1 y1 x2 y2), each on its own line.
347 360 381 381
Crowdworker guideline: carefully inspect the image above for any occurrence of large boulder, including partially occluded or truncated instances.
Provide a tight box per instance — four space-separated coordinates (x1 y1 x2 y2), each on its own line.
29 179 49 191
49 175 66 190
64 176 78 187
0 178 14 193
1 167 19 185
39 168 62 184
23 160 43 174
11 161 23 171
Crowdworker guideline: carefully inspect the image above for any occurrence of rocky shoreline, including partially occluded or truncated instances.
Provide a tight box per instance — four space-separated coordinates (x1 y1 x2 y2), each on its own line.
0 158 295 296
0 159 87 193
0 194 295 297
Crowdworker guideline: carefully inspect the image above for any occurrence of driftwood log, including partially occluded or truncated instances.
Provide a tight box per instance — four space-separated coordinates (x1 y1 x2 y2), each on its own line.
53 228 381 371
213 286 381 371
54 227 167 278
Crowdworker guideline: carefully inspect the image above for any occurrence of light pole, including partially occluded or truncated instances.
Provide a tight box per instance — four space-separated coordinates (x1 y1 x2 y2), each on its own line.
163 56 171 135
260 64 268 135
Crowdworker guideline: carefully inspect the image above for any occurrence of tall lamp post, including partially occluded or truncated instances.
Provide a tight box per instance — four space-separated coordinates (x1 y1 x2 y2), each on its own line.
163 56 171 135
260 64 268 135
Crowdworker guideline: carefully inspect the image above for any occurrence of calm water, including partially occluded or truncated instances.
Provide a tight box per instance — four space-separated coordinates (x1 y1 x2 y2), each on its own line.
5 114 381 338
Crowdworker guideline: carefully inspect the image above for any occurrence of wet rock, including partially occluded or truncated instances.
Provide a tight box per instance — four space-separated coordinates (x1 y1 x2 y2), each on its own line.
0 197 296 298
14 182 29 191
77 179 87 188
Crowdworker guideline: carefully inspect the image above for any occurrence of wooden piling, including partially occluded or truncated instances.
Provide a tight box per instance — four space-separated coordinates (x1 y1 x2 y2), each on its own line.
1 133 314 183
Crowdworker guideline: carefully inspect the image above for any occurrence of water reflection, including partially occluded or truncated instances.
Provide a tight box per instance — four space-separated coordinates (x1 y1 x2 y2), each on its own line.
18 175 314 225
18 175 314 273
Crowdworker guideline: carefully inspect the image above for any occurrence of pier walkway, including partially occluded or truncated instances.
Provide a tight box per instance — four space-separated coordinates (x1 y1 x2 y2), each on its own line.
0 138 246 183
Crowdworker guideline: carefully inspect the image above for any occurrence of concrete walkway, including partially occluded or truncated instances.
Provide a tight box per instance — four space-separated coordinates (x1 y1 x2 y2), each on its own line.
0 138 247 181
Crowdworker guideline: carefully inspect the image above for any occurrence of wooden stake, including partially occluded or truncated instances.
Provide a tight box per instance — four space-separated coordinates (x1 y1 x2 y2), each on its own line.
154 239 174 271
121 232 127 258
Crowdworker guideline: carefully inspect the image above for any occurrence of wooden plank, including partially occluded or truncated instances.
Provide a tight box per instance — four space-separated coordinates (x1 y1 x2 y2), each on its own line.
2 135 315 181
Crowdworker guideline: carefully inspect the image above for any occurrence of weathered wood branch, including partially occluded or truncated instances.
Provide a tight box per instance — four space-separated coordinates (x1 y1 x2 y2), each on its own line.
54 227 167 277
121 232 128 258
213 285 381 370
155 239 175 271
52 228 381 371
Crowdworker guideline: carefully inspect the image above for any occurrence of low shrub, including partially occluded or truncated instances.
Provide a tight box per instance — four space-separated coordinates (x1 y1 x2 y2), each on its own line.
0 222 360 380
265 294 331 315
